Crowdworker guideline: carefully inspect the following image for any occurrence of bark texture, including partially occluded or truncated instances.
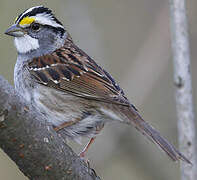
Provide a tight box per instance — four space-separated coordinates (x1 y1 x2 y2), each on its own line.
0 76 101 180
169 0 197 179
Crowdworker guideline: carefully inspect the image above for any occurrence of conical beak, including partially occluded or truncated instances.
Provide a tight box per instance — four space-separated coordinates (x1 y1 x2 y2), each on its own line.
5 24 25 37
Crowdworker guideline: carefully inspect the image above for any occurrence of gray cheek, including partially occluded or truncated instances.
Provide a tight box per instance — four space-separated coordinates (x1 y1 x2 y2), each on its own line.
39 33 55 48
47 34 55 44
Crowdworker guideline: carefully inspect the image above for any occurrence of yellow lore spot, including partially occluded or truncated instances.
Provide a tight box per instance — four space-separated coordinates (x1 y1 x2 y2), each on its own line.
19 17 35 26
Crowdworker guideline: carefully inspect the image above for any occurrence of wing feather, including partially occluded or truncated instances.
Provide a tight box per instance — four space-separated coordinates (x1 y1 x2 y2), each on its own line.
28 40 130 106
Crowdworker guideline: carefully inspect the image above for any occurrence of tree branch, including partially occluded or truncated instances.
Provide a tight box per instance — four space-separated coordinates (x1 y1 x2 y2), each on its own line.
169 0 197 179
0 76 101 180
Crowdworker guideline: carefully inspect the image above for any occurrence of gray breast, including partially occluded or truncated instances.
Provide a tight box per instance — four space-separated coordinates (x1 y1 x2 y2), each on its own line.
14 57 35 103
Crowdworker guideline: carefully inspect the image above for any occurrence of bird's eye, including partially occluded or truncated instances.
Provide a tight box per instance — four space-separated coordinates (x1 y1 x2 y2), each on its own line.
31 23 41 31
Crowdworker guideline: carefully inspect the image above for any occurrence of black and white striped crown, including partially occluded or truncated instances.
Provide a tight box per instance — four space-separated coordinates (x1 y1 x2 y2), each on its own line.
15 6 64 29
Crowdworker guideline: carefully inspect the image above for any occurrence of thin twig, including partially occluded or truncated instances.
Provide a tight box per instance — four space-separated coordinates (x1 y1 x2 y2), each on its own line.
169 0 197 179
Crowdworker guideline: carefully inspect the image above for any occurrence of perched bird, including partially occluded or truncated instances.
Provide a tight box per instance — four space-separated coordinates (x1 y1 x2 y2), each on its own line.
5 6 190 163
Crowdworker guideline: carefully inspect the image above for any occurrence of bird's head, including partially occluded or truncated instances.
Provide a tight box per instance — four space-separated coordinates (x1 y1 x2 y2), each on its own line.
5 6 67 56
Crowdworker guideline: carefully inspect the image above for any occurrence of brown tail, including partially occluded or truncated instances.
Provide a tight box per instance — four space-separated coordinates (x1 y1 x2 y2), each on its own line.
122 105 191 164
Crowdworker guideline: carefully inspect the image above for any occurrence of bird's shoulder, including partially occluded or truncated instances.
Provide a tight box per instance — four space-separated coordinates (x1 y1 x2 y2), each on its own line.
27 38 131 106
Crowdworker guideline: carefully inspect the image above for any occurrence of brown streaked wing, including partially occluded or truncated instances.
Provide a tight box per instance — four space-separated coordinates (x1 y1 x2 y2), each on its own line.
28 42 130 106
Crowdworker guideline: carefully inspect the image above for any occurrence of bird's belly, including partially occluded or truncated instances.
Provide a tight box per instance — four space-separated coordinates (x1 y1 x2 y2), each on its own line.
33 86 82 125
32 85 105 139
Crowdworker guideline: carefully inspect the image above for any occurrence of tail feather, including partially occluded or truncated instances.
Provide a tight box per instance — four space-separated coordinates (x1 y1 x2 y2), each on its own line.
123 105 191 164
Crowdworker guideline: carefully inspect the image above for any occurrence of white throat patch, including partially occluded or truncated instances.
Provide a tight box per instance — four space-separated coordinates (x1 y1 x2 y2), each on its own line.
14 35 39 53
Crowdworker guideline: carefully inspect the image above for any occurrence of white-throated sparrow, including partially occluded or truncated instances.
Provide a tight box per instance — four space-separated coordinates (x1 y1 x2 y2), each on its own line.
5 6 190 163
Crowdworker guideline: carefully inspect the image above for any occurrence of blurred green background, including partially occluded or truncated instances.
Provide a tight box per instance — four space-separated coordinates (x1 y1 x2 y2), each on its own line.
0 0 197 179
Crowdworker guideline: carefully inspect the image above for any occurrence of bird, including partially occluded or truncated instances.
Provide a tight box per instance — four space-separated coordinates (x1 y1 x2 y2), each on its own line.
5 5 191 163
